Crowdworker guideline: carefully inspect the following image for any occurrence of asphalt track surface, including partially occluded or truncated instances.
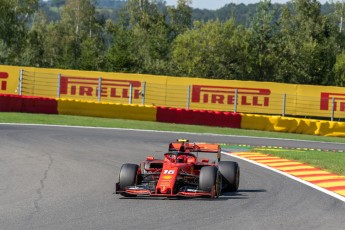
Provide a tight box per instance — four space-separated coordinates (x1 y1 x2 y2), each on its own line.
0 124 344 230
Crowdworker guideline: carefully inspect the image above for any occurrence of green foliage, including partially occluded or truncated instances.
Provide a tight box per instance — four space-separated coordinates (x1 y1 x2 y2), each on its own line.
247 0 279 81
167 0 193 37
172 19 250 79
334 51 345 86
43 0 105 69
79 37 104 70
96 0 125 8
275 0 338 85
51 0 66 7
102 0 191 74
0 0 39 64
105 23 135 72
21 11 49 67
1 0 345 86
0 40 9 64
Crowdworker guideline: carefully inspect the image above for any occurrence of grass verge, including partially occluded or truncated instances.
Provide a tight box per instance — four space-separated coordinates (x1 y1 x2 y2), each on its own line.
253 147 345 176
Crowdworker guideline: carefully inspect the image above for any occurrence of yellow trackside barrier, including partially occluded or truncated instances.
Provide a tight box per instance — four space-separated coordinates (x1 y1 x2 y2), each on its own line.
57 99 157 121
240 114 271 131
318 121 345 137
271 116 299 133
241 114 345 137
2 64 345 119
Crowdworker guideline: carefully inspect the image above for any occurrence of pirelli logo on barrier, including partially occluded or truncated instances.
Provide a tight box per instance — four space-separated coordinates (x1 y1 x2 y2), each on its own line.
191 85 270 106
0 72 8 91
60 76 141 99
320 92 345 112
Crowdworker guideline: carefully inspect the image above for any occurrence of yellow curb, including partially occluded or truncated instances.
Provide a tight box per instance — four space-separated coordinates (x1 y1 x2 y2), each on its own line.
257 159 291 163
302 176 345 181
234 153 267 156
240 155 270 158
336 190 345 196
274 165 315 170
316 181 345 188
283 171 329 176
230 151 345 198
266 162 303 167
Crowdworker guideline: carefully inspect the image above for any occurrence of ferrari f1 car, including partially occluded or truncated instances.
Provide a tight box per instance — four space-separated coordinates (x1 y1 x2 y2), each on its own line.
115 140 240 198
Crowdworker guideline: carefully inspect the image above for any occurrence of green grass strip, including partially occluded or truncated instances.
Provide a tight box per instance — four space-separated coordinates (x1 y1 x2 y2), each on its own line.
253 148 345 176
222 144 345 176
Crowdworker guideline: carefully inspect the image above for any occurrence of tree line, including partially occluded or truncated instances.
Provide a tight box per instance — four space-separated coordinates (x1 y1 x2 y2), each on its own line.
1 0 345 86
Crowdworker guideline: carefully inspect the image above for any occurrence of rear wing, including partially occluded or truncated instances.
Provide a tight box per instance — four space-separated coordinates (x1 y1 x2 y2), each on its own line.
168 140 221 161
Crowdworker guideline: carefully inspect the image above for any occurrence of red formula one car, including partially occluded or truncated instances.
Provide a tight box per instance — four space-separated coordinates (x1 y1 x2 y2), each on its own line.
115 140 240 198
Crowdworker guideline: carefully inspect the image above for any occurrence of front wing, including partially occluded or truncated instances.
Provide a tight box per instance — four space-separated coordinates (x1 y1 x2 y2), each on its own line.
115 183 217 198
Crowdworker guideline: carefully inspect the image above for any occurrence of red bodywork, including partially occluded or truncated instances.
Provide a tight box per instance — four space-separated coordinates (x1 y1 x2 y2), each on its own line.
115 140 221 198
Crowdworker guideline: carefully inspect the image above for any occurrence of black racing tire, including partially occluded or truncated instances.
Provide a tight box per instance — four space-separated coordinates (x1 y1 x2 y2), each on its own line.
199 166 219 194
219 161 240 192
119 163 139 190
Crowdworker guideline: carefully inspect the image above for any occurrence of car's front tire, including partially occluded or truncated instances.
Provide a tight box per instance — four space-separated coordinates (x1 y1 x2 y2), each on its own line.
118 163 139 197
199 166 221 197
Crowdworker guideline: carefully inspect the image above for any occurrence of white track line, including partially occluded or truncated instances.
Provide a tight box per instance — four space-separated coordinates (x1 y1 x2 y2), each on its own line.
222 151 345 203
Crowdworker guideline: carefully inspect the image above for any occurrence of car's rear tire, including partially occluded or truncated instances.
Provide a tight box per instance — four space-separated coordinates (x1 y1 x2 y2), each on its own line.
119 164 139 197
199 166 220 197
219 161 240 192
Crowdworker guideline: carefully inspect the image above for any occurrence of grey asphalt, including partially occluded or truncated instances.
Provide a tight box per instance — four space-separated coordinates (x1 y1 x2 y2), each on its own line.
0 124 344 230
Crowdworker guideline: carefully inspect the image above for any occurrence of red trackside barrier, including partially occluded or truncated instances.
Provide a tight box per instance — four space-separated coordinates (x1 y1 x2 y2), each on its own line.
0 94 23 112
0 94 58 114
156 107 241 128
